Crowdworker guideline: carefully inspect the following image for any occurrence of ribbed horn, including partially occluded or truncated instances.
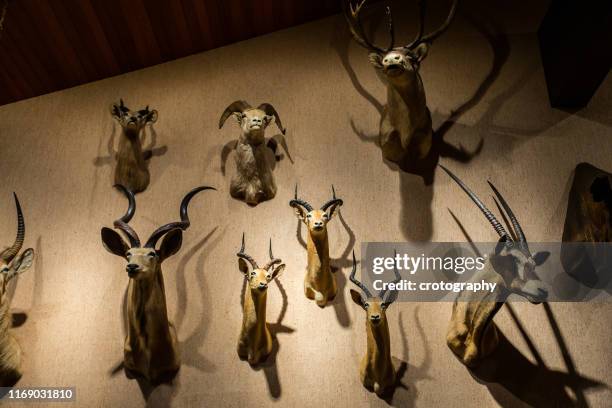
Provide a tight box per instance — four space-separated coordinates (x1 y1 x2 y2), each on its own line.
258 103 286 135
380 250 401 305
349 250 372 298
1 193 25 262
488 181 527 249
112 185 141 248
263 239 282 271
289 184 314 212
219 100 252 129
320 185 343 211
237 233 258 269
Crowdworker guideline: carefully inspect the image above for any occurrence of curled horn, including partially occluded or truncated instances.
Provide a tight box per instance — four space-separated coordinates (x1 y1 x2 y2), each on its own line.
439 165 510 240
488 181 528 250
349 250 373 298
112 185 141 248
320 185 343 212
237 233 258 269
258 103 286 135
145 186 216 248
1 193 25 262
381 250 402 306
289 184 314 212
219 100 251 129
263 239 282 271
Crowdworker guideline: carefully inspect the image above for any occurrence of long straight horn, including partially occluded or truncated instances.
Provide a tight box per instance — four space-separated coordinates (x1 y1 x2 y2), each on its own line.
1 193 25 262
349 251 373 298
145 186 216 248
487 181 527 249
439 165 510 239
237 233 258 269
258 103 286 135
219 100 251 129
263 238 282 270
289 184 314 212
113 185 141 248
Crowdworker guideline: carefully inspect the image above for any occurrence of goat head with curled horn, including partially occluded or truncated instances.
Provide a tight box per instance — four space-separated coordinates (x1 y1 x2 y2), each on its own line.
344 0 458 163
236 234 285 365
219 100 287 206
290 185 344 307
100 184 215 384
440 165 550 367
0 193 34 387
350 250 401 397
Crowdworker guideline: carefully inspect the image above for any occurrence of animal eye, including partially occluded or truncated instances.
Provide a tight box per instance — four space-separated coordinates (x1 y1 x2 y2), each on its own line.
251 271 256 276
266 274 271 280
147 252 156 257
126 253 132 258
322 213 329 219
0 268 8 273
364 303 369 309
306 214 312 218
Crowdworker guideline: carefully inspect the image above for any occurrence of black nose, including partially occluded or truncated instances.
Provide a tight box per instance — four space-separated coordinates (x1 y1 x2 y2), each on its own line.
258 282 268 290
370 314 381 321
126 264 139 271
314 221 323 227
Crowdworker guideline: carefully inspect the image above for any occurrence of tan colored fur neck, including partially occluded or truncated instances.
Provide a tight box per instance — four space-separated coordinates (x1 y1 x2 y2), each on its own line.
306 229 330 275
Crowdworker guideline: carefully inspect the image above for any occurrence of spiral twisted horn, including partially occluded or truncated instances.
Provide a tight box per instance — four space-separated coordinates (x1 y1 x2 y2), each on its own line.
113 185 141 248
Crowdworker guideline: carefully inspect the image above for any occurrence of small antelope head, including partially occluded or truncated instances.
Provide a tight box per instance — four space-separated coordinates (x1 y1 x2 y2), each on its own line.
440 165 550 303
344 0 458 85
0 194 34 297
219 100 286 143
350 251 401 326
101 185 215 280
237 235 285 294
290 185 343 236
110 99 158 137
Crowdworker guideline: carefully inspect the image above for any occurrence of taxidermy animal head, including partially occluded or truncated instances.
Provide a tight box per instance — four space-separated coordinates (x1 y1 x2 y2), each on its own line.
344 0 458 86
101 184 215 277
219 100 286 144
290 185 343 237
110 99 158 138
440 165 550 303
350 251 401 325
237 234 285 295
0 194 34 299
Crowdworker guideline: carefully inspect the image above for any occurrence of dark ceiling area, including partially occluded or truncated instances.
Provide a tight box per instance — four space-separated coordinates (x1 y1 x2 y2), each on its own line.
0 0 341 106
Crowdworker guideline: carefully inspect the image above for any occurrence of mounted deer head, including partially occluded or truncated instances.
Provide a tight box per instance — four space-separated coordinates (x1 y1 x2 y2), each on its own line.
219 100 286 143
110 99 158 137
344 0 458 85
290 185 343 236
440 165 550 303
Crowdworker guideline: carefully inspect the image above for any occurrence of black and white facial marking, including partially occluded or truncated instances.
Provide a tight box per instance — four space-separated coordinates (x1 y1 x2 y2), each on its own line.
110 100 158 134
237 235 285 293
369 43 429 80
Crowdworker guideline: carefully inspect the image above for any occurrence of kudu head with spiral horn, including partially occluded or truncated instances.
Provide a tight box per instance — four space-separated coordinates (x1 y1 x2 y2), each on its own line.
440 165 550 303
237 235 285 294
0 194 34 298
344 0 458 86
290 185 344 237
101 185 215 279
219 100 286 145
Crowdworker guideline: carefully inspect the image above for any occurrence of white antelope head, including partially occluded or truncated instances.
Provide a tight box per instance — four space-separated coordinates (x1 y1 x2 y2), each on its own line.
350 251 401 325
290 185 343 236
344 0 458 85
101 185 215 279
219 100 286 142
110 99 158 137
0 194 34 297
237 235 285 294
440 165 550 303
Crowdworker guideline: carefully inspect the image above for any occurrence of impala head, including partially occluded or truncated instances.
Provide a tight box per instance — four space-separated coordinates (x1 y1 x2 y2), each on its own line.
440 165 550 303
219 100 286 142
110 99 158 136
237 234 285 294
0 194 34 297
101 184 215 280
350 251 401 326
290 185 343 236
344 0 458 84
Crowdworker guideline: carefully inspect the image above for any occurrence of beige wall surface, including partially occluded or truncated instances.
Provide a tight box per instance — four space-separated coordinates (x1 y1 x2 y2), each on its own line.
0 3 610 407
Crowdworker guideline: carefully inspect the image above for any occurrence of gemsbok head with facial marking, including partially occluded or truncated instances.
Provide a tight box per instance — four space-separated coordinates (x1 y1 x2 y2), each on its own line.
344 0 458 163
440 165 550 367
101 184 215 384
0 193 34 386
290 185 343 307
219 101 286 206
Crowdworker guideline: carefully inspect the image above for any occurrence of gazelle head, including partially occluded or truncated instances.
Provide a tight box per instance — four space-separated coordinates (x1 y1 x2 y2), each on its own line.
344 0 458 86
440 165 550 303
237 234 285 295
0 194 34 298
219 100 286 143
350 251 401 327
290 185 343 237
101 184 215 280
110 99 158 137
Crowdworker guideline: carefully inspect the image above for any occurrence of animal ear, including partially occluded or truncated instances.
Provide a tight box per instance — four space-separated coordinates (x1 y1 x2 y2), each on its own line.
271 264 285 280
413 42 429 62
238 258 249 275
293 206 307 222
101 228 129 258
533 251 550 266
146 109 158 124
350 289 366 308
368 52 383 68
326 202 342 220
158 229 183 261
110 103 122 119
11 248 34 277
